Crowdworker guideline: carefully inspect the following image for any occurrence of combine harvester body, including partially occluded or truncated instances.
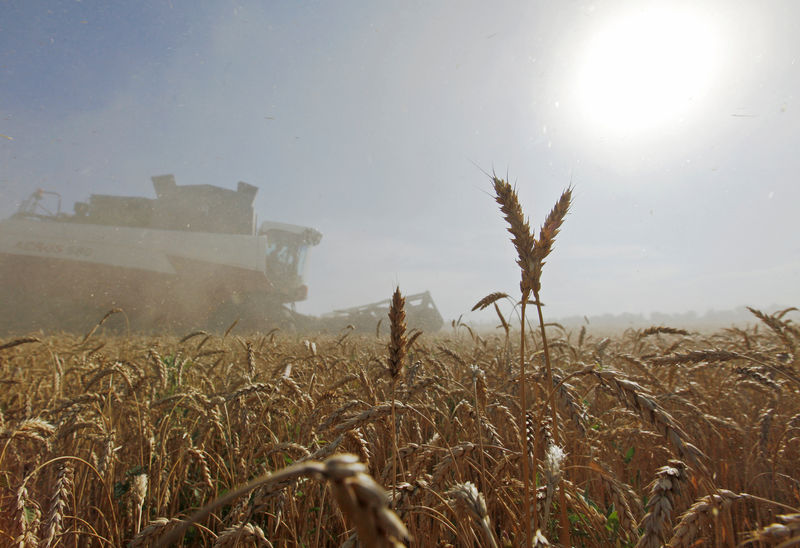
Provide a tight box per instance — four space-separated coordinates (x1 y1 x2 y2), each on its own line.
0 175 320 333
0 176 444 334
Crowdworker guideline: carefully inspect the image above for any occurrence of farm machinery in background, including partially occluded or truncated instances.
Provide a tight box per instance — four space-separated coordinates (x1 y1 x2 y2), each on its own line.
322 291 443 334
0 176 444 335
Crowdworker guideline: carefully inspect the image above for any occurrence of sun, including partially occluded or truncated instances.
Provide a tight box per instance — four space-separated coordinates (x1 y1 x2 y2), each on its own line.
572 6 720 137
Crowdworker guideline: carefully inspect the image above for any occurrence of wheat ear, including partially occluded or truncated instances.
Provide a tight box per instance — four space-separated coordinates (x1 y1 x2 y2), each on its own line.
213 522 270 548
492 175 537 294
472 292 511 311
447 482 499 548
40 463 72 548
741 513 800 546
667 490 752 547
130 518 185 547
636 460 688 548
155 454 408 548
531 186 572 294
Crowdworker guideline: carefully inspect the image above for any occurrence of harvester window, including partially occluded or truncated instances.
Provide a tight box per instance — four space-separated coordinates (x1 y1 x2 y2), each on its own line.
267 241 297 268
266 231 305 277
296 246 308 275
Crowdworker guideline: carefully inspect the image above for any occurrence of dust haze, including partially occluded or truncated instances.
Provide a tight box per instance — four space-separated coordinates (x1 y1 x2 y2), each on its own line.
1 2 798 335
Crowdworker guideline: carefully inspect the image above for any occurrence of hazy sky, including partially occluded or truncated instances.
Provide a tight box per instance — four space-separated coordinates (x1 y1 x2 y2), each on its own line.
2 1 798 323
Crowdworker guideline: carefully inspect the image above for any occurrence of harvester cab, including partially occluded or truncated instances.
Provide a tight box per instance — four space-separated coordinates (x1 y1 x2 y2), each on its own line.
260 221 323 299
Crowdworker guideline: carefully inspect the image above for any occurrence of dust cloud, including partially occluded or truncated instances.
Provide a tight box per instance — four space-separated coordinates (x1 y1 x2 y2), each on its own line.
1 2 798 335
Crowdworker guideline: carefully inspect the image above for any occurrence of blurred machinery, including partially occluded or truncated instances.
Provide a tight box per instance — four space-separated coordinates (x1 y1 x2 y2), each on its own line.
0 175 443 334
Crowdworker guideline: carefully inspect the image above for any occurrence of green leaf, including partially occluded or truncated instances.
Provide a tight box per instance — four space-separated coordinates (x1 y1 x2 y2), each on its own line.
23 506 37 524
605 508 619 532
114 480 130 500
623 446 635 463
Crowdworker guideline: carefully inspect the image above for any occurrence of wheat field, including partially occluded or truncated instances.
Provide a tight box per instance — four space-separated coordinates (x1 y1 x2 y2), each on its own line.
1 178 798 547
1 307 799 547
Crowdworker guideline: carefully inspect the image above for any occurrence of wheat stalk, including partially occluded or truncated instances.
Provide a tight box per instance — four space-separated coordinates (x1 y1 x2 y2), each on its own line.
530 185 573 547
387 287 407 503
492 174 537 545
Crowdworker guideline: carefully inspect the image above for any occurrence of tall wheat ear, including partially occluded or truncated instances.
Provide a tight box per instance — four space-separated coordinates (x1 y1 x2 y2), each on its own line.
387 287 407 505
491 174 572 548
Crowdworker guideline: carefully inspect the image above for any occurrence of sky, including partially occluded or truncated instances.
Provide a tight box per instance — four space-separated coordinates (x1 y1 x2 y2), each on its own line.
1 1 798 324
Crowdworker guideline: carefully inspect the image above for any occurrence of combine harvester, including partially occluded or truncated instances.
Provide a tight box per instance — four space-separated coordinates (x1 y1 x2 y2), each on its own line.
0 175 444 335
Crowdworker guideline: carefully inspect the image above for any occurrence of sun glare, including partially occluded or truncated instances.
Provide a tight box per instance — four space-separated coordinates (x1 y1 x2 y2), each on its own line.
573 7 720 137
